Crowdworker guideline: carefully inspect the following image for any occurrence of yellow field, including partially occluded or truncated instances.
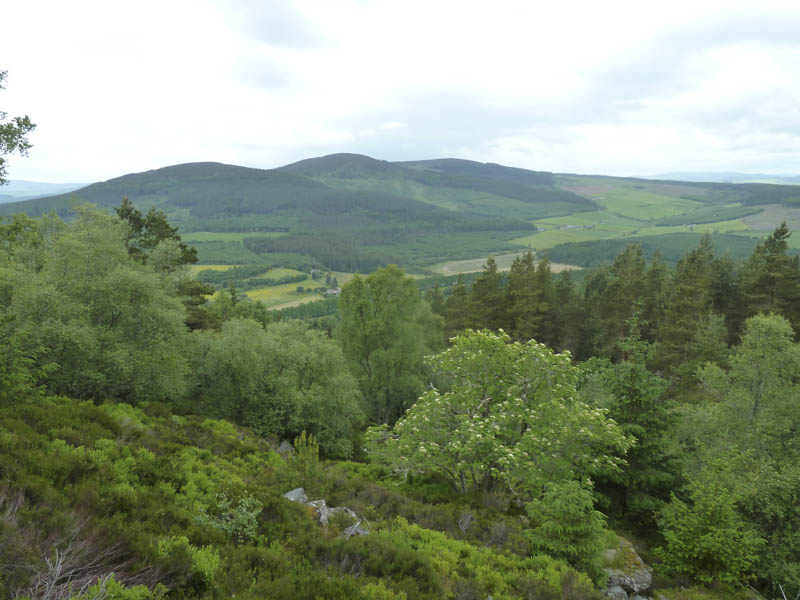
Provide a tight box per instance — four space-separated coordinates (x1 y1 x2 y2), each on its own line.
244 277 320 308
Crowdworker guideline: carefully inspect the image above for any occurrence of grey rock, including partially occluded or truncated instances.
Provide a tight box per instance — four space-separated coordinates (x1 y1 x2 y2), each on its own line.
631 595 652 600
604 585 627 600
282 487 308 504
277 440 295 454
604 538 652 594
341 521 370 539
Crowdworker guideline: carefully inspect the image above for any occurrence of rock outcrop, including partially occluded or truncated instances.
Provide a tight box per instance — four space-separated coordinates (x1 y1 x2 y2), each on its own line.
603 538 653 599
283 487 369 539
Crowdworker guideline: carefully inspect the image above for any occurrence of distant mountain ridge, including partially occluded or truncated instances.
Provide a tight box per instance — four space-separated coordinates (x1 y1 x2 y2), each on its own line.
648 171 800 184
0 179 87 203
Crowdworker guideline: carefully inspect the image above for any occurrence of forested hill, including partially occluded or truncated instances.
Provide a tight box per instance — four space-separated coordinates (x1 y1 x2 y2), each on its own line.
6 153 800 272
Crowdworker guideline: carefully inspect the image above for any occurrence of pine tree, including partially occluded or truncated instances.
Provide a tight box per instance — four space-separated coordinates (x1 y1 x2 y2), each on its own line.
656 236 715 380
445 274 469 339
740 222 800 331
467 256 506 331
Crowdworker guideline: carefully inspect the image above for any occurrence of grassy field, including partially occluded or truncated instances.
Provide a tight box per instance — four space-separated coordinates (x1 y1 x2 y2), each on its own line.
182 231 287 243
189 264 235 275
511 227 625 249
429 252 580 275
591 188 702 220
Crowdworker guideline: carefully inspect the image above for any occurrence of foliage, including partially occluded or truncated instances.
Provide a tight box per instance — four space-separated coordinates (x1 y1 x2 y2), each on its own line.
336 265 443 424
188 319 364 458
579 320 681 529
525 480 609 582
195 492 264 545
0 70 36 184
1 206 191 404
365 330 631 497
116 197 198 267
657 475 765 585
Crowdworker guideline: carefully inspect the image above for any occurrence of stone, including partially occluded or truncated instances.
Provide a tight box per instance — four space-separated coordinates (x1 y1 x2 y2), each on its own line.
341 521 370 539
282 487 308 504
277 440 295 455
604 538 652 594
631 595 652 600
604 585 627 600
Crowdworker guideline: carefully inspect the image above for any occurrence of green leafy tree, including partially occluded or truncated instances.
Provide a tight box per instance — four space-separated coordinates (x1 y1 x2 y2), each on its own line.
336 265 443 424
657 475 764 585
365 330 630 497
2 207 190 404
676 314 800 590
189 319 364 457
0 71 36 184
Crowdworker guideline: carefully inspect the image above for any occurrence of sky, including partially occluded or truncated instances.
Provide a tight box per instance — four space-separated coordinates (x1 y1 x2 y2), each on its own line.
2 0 800 183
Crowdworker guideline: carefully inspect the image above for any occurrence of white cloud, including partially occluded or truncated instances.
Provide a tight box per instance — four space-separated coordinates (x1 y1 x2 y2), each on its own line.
1 0 800 181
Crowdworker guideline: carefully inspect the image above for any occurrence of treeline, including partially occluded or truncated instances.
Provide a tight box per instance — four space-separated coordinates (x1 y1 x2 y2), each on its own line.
652 204 762 226
449 227 800 363
545 231 761 267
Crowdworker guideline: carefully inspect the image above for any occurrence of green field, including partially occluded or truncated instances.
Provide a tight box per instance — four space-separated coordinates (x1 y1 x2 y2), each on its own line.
189 264 234 275
429 252 580 275
590 187 702 220
182 231 287 243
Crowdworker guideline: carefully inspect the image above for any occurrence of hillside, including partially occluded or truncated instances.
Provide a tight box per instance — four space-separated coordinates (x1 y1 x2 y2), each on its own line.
4 154 800 276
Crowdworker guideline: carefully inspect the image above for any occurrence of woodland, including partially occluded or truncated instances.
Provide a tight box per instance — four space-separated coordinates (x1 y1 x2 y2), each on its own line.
1 200 799 600
2 69 800 600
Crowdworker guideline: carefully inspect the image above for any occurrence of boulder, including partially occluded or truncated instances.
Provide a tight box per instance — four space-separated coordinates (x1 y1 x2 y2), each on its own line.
603 538 653 596
604 585 628 600
284 489 369 538
282 487 308 504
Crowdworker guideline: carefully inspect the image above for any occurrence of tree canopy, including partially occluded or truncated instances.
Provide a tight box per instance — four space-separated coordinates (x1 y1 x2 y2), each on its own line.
0 71 36 184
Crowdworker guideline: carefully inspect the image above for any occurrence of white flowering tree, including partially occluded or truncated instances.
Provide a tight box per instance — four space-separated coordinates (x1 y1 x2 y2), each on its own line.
364 330 631 499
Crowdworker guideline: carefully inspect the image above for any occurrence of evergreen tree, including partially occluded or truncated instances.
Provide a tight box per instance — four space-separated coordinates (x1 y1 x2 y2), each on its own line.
551 271 581 353
445 274 469 339
467 256 506 331
740 222 800 332
599 244 647 357
580 318 680 529
116 197 198 266
656 235 715 380
640 251 670 343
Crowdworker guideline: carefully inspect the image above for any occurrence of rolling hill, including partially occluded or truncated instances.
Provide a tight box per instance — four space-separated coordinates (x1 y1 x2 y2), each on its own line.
4 154 800 275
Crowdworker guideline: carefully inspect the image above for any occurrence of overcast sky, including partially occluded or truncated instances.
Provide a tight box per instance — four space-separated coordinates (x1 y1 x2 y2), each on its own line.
2 0 800 182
